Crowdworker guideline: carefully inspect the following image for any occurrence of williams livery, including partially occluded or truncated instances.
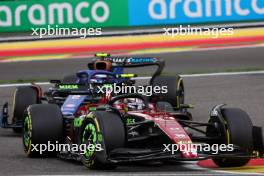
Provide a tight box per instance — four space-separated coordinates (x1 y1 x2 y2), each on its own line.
0 54 165 132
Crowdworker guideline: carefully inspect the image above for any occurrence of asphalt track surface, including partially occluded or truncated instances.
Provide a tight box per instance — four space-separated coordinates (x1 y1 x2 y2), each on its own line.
0 46 264 175
1 46 264 82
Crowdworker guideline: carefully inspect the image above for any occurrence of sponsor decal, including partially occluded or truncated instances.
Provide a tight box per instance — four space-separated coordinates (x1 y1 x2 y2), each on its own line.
127 57 157 63
59 84 79 90
126 118 136 125
0 0 128 32
129 0 264 25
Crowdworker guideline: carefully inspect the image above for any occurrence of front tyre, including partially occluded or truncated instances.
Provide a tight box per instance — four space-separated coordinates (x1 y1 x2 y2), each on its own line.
23 104 63 157
81 111 125 170
208 107 253 167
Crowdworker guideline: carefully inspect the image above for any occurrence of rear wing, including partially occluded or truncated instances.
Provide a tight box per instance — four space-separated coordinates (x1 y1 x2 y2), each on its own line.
88 54 165 83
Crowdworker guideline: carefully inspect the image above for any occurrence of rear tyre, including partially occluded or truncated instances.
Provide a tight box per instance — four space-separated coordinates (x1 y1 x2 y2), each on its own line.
210 108 253 167
151 75 184 110
12 86 38 133
62 74 78 84
23 104 63 157
81 111 125 170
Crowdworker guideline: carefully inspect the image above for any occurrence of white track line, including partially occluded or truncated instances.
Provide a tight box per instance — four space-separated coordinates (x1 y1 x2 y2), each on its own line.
0 82 50 88
181 70 264 77
1 70 264 88
184 161 264 176
128 70 264 79
178 43 264 54
34 173 263 176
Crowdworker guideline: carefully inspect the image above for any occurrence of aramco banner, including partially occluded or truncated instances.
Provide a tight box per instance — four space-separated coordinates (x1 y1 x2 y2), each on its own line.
0 0 264 32
128 0 264 25
0 0 128 32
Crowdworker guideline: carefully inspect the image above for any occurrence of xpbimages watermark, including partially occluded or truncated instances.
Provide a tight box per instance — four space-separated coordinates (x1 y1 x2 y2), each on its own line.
163 143 234 155
163 25 234 38
30 141 103 154
97 83 168 96
31 25 102 38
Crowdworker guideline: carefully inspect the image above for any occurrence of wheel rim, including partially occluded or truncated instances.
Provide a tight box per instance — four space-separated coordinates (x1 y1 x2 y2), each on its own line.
179 81 184 104
23 115 32 153
177 79 184 107
82 123 97 159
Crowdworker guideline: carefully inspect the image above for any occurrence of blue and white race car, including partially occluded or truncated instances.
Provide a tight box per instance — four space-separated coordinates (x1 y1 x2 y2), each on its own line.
1 53 170 133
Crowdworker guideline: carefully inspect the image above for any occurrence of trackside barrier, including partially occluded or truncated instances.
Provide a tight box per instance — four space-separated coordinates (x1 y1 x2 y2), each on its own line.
0 0 128 32
128 0 264 26
0 0 264 32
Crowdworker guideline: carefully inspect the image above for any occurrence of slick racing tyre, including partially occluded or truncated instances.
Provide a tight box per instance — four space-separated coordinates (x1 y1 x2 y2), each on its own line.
23 104 63 157
62 74 78 84
81 111 125 170
12 86 38 133
208 107 253 167
151 75 184 110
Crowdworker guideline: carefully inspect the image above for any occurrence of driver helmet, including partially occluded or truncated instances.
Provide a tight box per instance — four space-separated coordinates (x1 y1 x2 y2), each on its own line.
94 61 112 71
124 98 145 111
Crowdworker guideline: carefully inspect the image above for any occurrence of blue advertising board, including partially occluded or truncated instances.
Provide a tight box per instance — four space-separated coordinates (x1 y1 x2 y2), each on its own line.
128 0 264 26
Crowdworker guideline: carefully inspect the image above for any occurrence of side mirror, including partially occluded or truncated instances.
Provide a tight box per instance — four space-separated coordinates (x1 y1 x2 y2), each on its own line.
179 104 194 109
50 80 61 84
